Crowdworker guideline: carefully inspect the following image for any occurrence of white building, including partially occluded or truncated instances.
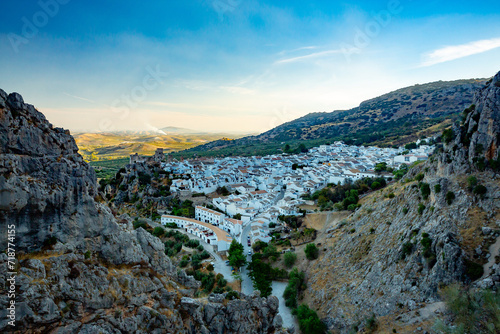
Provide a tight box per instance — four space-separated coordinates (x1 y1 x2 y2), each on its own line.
221 217 243 235
195 206 225 225
161 215 232 252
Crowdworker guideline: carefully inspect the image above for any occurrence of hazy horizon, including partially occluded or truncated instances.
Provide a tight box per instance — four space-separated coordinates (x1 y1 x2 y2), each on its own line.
1 1 499 134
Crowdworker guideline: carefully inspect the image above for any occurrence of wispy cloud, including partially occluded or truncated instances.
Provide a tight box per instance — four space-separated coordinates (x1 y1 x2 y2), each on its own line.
420 37 500 67
63 92 96 103
278 46 318 56
275 49 342 64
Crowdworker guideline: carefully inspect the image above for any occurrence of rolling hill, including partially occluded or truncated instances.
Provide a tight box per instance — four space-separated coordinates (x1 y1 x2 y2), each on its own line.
74 132 249 161
174 78 487 158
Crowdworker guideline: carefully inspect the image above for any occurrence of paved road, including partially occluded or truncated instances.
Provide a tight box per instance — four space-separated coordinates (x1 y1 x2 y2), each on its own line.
272 281 298 330
165 227 235 282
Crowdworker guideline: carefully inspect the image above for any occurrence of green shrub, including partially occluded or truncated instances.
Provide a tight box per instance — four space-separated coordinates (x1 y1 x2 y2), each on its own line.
446 191 455 205
467 176 478 191
415 173 425 182
388 193 395 198
365 314 378 333
401 242 413 259
185 239 200 248
420 183 431 200
43 236 58 248
434 285 500 334
217 276 227 287
152 226 165 237
283 268 306 309
133 220 148 230
464 259 484 281
284 252 297 268
84 250 91 259
402 207 408 215
418 203 425 215
434 184 441 193
473 185 487 197
225 291 239 300
305 244 319 260
442 128 454 144
179 259 189 267
295 304 327 334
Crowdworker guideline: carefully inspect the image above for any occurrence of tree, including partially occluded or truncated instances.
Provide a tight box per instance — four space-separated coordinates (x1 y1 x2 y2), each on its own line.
152 226 165 237
405 142 417 150
217 186 230 196
393 164 409 180
420 183 431 200
233 213 242 220
446 191 455 205
247 255 273 297
228 240 246 268
283 268 306 309
295 304 327 334
473 185 487 197
284 252 297 268
374 162 387 174
467 176 478 191
305 243 319 260
442 128 454 144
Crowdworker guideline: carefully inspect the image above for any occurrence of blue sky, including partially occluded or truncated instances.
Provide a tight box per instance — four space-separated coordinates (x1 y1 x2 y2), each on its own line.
1 0 499 133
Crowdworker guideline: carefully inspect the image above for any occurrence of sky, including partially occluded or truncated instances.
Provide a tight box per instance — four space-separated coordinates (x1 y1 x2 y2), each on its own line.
1 0 499 134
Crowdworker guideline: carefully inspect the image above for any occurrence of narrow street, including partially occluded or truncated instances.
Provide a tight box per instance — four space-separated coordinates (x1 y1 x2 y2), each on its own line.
166 218 296 330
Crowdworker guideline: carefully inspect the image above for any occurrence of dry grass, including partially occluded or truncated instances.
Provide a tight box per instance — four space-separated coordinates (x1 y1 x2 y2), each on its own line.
17 251 64 261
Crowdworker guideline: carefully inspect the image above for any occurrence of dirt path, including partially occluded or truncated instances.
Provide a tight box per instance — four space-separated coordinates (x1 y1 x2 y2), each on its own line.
483 235 500 278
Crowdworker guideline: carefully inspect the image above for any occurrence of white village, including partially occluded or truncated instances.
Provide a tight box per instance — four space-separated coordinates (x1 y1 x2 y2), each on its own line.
154 140 436 252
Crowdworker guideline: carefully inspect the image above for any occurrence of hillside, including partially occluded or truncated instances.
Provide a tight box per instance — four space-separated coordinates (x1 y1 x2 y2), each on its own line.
176 78 486 158
296 72 500 333
74 131 248 161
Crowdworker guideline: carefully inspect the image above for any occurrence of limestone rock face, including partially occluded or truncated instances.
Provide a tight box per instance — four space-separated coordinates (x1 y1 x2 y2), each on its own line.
0 91 285 333
304 72 500 333
468 72 500 162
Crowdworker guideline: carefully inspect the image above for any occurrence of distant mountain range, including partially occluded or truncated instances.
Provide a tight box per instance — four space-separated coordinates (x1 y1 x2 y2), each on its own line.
175 78 487 157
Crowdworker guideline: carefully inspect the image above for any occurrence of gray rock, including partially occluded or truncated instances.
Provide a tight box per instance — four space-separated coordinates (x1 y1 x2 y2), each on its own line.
482 227 493 235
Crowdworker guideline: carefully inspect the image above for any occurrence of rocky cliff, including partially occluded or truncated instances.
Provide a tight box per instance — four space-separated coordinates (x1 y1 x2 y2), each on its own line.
302 72 500 333
0 90 285 333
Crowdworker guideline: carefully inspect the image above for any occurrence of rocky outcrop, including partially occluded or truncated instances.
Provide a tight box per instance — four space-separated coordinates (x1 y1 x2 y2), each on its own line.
304 71 500 333
0 91 285 333
467 72 500 163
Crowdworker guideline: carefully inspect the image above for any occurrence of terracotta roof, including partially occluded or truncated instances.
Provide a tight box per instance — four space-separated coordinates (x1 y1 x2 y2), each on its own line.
162 215 232 242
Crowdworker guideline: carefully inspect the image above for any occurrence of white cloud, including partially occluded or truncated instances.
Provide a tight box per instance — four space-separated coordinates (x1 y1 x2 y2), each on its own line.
421 37 500 67
275 49 342 64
